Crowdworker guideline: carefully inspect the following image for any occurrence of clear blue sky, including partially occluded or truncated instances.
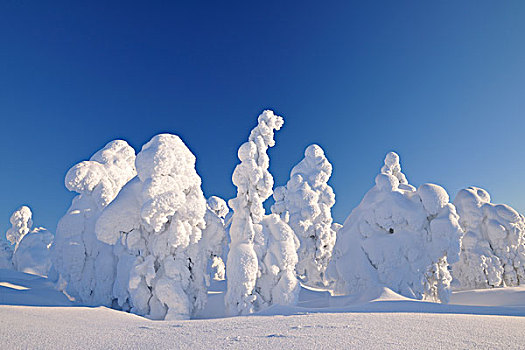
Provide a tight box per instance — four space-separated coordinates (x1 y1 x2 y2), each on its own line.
1 1 524 236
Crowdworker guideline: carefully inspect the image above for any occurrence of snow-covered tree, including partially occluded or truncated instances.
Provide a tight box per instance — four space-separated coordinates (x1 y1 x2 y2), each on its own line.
327 152 462 303
257 214 300 307
6 206 53 276
96 134 210 320
452 187 525 289
199 196 229 282
225 110 300 315
51 140 136 306
6 206 33 246
271 144 338 287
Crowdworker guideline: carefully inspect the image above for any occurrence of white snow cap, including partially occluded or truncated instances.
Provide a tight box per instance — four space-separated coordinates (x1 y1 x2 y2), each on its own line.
6 206 33 245
226 110 299 315
51 139 137 306
328 152 462 303
381 151 408 185
65 140 136 207
452 187 525 289
135 133 206 235
207 196 229 218
418 183 450 216
271 144 338 287
96 134 209 320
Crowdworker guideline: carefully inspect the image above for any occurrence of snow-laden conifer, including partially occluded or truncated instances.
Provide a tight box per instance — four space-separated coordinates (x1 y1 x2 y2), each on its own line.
271 144 338 286
225 110 300 315
452 187 525 289
96 134 210 320
52 140 136 305
6 206 53 276
328 152 462 302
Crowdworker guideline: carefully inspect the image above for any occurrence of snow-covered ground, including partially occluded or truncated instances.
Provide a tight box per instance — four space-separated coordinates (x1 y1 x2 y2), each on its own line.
1 269 525 349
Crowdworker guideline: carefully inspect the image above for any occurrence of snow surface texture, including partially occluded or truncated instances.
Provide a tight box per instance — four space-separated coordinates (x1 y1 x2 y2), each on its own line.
452 187 525 290
2 269 525 350
328 152 463 303
96 134 211 320
272 144 338 287
5 206 53 276
51 140 136 306
225 110 300 315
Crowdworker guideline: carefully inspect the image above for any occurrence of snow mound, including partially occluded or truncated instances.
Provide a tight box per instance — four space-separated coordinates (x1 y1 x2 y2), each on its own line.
272 144 338 287
450 285 525 307
452 186 525 289
327 152 463 302
0 268 72 306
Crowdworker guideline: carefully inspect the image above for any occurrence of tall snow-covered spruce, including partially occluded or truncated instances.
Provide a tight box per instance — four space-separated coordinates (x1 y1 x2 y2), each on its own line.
271 144 338 287
6 206 53 276
225 110 300 316
51 140 136 306
452 187 525 289
327 152 463 303
96 134 209 320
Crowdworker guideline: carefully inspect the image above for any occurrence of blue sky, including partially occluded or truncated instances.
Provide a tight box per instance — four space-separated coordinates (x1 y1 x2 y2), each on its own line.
0 1 524 235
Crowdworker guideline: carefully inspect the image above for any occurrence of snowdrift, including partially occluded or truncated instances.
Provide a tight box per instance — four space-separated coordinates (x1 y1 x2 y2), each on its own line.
2 269 525 349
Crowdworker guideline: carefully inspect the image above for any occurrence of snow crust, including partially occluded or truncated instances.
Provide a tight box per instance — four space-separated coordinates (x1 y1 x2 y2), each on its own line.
452 186 525 289
328 152 463 302
272 144 338 287
51 140 137 306
225 110 300 315
96 134 211 320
